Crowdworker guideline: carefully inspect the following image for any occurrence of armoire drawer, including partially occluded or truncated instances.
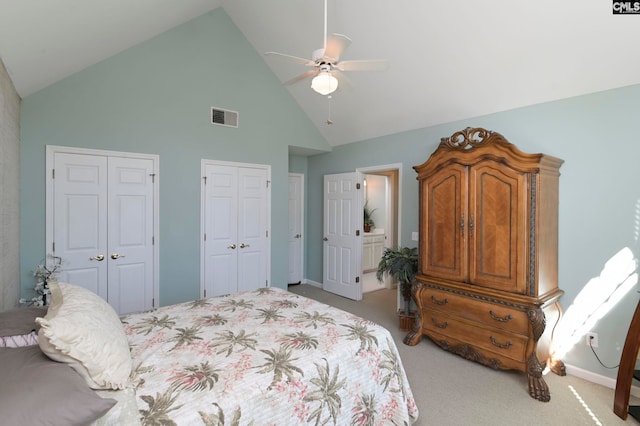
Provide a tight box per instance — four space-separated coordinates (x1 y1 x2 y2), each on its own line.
422 310 528 363
420 286 529 335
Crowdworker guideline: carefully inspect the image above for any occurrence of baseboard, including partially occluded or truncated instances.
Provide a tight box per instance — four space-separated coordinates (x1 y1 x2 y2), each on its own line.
565 363 640 398
303 279 322 288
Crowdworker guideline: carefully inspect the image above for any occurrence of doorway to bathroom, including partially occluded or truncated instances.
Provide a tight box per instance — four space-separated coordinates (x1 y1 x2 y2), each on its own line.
358 164 402 298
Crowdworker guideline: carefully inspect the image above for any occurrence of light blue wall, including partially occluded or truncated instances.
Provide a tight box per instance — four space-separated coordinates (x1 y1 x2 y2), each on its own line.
306 84 640 380
19 9 330 306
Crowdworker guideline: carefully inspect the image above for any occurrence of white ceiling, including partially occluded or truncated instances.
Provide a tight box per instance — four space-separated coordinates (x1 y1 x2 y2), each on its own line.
1 0 639 147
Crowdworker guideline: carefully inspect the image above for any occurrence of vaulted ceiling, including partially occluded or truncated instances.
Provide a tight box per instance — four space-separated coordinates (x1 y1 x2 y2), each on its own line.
1 0 639 146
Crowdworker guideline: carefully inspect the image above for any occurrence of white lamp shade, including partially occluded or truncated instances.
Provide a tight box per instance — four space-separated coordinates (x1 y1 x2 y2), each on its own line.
311 71 338 95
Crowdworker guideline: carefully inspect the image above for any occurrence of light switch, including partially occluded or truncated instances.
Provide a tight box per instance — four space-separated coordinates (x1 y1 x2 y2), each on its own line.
411 232 418 241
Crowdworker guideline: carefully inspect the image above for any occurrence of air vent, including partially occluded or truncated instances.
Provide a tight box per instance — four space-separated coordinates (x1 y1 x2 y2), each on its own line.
211 107 239 128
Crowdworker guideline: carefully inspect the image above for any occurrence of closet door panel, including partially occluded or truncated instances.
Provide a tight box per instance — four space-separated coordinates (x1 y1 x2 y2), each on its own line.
107 157 155 314
202 163 269 297
49 148 157 314
237 167 268 293
53 153 108 300
203 165 238 297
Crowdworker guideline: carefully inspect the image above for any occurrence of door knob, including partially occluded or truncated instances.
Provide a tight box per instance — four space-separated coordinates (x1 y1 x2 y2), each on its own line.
228 244 237 249
240 243 250 248
89 254 105 261
295 234 301 238
323 237 328 241
110 253 125 260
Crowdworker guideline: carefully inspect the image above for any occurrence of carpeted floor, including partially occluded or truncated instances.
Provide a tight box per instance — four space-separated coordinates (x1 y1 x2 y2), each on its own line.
288 284 639 426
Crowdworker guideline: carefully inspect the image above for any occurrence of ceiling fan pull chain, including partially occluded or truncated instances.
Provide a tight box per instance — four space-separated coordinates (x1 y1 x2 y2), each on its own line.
326 95 333 125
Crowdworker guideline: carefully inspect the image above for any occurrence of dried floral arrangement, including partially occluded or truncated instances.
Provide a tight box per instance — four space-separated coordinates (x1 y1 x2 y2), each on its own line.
19 258 61 306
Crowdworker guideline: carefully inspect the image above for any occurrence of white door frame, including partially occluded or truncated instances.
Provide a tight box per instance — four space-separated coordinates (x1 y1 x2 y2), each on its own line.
200 159 272 297
288 173 304 285
357 163 403 309
45 145 160 309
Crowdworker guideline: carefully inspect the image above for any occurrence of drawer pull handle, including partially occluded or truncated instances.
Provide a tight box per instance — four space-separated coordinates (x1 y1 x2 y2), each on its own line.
489 310 512 322
490 336 513 349
431 318 448 329
431 296 448 305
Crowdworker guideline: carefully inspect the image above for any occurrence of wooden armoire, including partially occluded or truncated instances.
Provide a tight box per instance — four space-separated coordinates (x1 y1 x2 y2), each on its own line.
404 127 565 402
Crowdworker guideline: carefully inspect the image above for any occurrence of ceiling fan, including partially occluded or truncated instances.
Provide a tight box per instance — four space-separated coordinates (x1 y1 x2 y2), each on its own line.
265 0 388 96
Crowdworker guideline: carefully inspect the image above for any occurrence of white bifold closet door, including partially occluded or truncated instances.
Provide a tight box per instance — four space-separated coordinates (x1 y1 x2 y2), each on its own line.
201 161 270 297
47 147 157 315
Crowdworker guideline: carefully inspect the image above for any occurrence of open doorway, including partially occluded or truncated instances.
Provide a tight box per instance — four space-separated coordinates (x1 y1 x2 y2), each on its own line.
357 164 402 304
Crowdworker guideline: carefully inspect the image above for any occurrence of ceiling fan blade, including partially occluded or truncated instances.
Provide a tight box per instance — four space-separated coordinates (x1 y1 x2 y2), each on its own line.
264 51 315 67
323 33 352 62
335 59 390 72
283 70 318 86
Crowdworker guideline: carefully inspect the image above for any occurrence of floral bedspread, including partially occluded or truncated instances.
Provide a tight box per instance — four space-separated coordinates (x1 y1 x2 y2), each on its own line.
122 287 418 426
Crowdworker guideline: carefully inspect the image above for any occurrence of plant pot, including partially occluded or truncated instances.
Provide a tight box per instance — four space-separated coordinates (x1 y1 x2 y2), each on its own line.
398 310 416 332
364 223 371 233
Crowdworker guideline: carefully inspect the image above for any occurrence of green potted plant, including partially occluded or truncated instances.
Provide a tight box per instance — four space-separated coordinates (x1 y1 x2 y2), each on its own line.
363 201 376 233
376 246 419 330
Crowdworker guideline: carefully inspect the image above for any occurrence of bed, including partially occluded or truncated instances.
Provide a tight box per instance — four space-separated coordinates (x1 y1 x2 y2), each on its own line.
1 282 418 426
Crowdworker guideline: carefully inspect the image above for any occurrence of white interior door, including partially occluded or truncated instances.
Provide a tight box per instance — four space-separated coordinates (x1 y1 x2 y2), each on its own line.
202 161 270 297
288 173 304 285
236 167 268 292
107 157 155 314
47 146 158 315
203 165 238 297
51 152 108 299
323 172 362 300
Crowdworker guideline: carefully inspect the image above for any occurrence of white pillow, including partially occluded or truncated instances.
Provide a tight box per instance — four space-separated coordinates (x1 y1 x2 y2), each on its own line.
36 282 132 390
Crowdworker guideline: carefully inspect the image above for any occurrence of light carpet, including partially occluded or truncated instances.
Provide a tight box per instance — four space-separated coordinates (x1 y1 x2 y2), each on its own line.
288 284 639 426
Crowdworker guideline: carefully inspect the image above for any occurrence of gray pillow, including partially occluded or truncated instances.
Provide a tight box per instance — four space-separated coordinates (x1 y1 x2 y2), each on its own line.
0 307 47 336
0 345 117 426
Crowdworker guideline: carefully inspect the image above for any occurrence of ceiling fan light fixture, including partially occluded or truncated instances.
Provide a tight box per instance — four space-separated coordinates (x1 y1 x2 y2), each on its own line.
311 71 338 95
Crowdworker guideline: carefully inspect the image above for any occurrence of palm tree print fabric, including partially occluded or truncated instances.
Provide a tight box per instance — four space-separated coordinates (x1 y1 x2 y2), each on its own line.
122 287 418 425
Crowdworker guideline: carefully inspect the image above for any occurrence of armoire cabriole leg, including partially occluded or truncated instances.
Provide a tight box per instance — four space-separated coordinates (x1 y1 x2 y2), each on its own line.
404 282 424 346
527 307 550 401
527 353 550 402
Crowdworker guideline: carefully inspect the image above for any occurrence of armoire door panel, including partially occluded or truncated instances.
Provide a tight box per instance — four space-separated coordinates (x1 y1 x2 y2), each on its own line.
469 162 527 293
421 164 467 282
